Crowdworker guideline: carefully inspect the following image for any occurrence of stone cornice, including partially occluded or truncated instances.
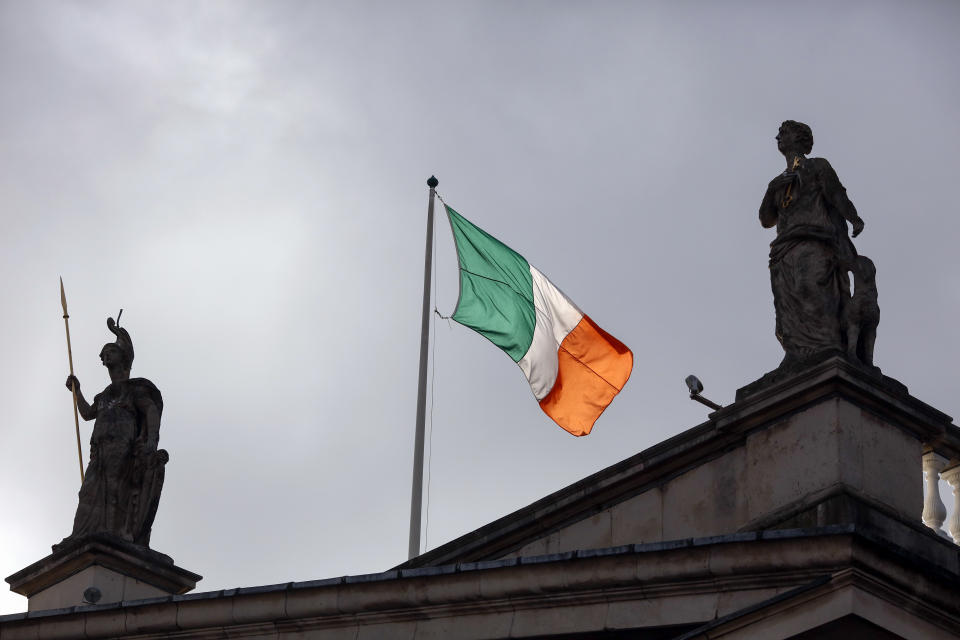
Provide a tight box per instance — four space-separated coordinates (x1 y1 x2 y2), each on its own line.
1 528 957 639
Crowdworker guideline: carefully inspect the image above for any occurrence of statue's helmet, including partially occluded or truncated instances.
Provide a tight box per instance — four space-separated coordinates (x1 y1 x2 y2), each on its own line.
778 120 813 155
101 316 134 370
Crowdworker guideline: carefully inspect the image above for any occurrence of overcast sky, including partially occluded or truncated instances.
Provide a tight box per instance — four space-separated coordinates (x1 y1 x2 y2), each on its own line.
2 0 959 614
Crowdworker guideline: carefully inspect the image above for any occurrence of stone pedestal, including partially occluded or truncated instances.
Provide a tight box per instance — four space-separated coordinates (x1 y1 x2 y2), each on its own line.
5 534 200 611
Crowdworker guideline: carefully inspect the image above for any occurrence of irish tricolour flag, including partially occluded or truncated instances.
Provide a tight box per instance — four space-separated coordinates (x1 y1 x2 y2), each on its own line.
445 204 633 436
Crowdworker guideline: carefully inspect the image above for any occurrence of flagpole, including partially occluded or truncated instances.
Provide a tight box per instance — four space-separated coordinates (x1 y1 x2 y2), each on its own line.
60 277 85 485
409 175 438 559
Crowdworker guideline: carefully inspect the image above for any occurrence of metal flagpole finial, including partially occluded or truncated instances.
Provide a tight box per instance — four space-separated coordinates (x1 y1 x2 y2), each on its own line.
427 175 438 188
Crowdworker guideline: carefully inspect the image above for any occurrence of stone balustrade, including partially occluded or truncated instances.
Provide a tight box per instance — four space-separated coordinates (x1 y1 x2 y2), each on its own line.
922 448 960 544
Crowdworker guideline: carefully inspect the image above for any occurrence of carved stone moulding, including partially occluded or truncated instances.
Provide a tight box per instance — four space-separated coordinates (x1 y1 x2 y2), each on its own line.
5 533 201 611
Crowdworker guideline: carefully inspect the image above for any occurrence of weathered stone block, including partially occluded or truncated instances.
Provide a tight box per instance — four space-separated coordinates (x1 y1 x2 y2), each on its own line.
506 537 547 558
478 564 566 599
35 616 87 640
636 547 710 584
121 578 169 603
279 625 359 640
81 609 127 638
508 601 608 637
611 488 663 545
284 586 340 619
231 592 287 624
413 611 514 640
176 596 233 629
337 579 420 613
419 572 482 605
608 592 717 629
563 555 637 592
553 511 612 551
716 586 781 616
357 620 416 639
0 620 41 640
747 402 832 520
661 446 748 540
847 404 921 517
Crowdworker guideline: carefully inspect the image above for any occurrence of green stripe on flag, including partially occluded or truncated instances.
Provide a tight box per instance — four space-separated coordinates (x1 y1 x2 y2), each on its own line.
445 205 535 362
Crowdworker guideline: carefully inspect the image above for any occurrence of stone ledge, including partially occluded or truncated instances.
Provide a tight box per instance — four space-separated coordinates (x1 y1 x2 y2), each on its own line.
5 534 201 599
1 528 957 639
721 356 953 443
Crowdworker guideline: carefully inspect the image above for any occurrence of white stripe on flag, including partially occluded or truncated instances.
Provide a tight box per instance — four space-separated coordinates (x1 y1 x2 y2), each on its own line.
517 265 583 400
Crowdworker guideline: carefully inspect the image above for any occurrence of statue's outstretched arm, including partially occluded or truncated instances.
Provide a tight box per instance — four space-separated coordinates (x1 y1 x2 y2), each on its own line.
817 159 864 236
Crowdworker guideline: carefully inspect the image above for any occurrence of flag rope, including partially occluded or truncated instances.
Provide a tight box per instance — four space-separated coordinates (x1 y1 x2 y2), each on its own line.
434 190 454 323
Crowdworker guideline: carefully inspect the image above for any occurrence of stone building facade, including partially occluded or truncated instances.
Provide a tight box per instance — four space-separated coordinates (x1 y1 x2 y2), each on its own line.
4 357 960 638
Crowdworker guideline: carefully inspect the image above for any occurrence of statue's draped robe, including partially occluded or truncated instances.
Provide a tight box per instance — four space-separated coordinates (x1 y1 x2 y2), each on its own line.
761 158 858 364
70 378 166 546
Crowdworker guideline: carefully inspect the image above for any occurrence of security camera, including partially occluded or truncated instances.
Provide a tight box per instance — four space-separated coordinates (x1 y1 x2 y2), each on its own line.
684 374 723 412
685 375 703 396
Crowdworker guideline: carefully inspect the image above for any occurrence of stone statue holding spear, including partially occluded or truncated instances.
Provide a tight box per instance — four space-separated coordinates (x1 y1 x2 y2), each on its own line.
59 283 167 549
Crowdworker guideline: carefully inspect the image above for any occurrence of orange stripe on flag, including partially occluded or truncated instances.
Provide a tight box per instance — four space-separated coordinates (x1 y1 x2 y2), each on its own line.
538 315 633 436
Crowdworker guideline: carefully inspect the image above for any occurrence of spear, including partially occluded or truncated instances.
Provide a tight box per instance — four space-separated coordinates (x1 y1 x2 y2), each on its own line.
60 277 85 485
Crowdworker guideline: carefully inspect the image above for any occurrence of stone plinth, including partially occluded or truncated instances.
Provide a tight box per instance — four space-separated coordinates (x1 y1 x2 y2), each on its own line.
5 534 200 611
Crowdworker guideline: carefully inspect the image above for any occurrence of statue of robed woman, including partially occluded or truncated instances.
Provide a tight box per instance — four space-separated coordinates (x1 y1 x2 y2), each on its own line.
759 120 878 372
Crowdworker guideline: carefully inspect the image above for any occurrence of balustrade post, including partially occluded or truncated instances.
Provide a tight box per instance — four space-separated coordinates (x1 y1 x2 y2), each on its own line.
941 462 960 545
922 451 948 536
